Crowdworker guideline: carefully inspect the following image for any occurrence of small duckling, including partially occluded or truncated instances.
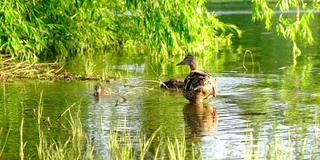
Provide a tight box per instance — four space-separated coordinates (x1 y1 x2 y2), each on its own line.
94 86 112 97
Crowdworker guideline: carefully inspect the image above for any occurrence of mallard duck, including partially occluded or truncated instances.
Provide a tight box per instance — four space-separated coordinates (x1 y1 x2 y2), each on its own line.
94 86 112 97
160 78 184 90
177 55 217 103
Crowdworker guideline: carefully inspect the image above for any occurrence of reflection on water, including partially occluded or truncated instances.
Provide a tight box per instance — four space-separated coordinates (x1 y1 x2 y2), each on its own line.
1 68 320 159
183 103 218 138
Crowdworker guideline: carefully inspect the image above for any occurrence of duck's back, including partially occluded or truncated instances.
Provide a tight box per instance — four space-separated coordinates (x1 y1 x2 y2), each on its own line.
183 70 217 102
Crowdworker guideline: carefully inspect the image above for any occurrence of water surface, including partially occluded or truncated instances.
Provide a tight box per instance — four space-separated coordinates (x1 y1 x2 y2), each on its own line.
1 4 320 160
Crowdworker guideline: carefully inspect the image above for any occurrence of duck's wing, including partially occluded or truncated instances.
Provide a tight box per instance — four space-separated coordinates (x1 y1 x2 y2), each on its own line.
184 70 217 97
184 70 211 90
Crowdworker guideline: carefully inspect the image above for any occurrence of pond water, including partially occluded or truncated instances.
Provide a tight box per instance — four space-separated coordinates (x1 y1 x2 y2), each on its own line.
1 3 320 160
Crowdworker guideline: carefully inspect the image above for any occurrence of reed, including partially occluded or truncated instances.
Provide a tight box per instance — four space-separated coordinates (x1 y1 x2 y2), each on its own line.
107 127 201 160
242 131 312 160
19 118 25 160
166 136 187 160
107 125 317 159
10 92 95 159
35 103 94 160
2 93 317 159
107 128 160 160
0 128 10 157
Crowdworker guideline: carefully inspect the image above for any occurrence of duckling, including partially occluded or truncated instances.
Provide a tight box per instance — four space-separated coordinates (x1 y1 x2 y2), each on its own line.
177 55 217 103
160 78 184 90
94 86 112 97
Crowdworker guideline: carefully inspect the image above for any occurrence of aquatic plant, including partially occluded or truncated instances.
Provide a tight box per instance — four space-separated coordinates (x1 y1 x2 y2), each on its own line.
107 127 201 160
16 93 94 159
0 128 10 157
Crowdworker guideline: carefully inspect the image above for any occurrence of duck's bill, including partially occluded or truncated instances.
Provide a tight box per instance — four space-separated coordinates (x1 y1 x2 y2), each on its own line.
176 61 185 66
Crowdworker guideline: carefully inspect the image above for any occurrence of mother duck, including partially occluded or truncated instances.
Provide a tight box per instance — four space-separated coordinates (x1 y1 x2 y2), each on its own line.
177 55 217 103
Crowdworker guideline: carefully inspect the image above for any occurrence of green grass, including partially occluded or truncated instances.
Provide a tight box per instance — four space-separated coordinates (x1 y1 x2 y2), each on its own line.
36 103 94 160
0 128 10 157
107 127 202 160
0 88 317 159
107 126 317 159
11 92 95 160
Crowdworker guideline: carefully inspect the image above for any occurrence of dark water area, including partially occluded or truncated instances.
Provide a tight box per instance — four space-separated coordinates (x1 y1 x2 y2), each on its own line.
1 3 320 159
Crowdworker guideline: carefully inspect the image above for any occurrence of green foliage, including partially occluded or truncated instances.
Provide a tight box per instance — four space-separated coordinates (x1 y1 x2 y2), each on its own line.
126 0 241 56
275 0 315 65
0 0 241 62
252 0 274 30
252 0 316 65
0 0 125 61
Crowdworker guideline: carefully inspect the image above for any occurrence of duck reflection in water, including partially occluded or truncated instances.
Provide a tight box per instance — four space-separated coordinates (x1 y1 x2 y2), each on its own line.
183 103 218 138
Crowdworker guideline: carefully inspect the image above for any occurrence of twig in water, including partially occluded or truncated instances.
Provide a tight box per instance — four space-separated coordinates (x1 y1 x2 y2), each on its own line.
57 102 76 121
43 117 52 130
243 50 255 71
256 61 263 73
57 120 67 129
144 79 165 86
113 92 127 101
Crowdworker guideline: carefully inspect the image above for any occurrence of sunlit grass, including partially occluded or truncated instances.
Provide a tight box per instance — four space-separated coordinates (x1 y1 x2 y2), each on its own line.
36 105 94 160
107 126 318 160
242 131 313 160
107 127 196 160
12 92 95 160
1 87 319 159
35 110 95 160
0 128 10 157
107 127 160 160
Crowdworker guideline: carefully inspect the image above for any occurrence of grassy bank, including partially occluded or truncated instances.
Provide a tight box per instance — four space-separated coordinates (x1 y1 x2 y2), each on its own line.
0 57 108 81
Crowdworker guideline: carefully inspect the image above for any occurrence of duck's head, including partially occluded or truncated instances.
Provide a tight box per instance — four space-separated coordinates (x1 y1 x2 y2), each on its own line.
177 55 198 70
